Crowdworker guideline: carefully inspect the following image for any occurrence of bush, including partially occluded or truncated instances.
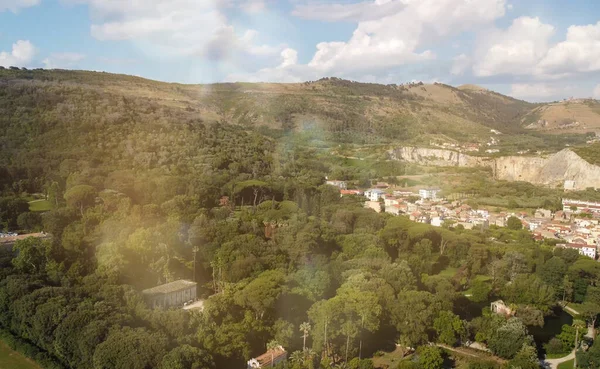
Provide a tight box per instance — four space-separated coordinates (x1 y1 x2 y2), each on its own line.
544 338 566 355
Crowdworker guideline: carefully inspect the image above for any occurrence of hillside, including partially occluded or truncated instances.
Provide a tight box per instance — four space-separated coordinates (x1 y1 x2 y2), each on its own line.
523 99 600 133
0 68 595 194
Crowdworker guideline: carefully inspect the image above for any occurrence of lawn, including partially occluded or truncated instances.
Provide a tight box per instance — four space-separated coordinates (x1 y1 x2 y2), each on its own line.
463 275 492 297
0 340 41 369
371 346 413 368
557 358 574 369
28 200 52 212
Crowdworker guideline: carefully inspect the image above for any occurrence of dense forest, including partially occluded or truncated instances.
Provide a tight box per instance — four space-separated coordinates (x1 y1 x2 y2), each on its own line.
1 70 600 369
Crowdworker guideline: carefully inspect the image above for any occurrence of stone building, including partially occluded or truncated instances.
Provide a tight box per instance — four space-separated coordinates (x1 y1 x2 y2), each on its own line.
142 280 197 309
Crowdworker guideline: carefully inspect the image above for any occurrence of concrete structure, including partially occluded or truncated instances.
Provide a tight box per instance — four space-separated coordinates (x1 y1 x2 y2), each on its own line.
142 280 197 309
559 243 597 259
419 188 440 200
563 199 600 214
326 180 347 189
364 189 385 202
491 300 513 316
247 346 287 368
564 180 576 191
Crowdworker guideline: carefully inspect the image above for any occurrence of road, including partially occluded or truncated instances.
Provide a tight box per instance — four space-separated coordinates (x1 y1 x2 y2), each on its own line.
541 350 575 369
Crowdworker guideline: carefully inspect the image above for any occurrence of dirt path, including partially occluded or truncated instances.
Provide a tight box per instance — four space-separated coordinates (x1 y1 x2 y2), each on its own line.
542 350 575 369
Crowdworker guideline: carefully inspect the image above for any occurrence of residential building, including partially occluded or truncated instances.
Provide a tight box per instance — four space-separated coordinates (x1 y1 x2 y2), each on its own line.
247 346 287 368
419 188 441 200
364 189 385 202
142 280 197 309
340 189 362 197
385 204 402 216
563 199 600 214
393 191 416 197
365 201 382 213
326 180 347 189
564 180 576 191
561 243 597 259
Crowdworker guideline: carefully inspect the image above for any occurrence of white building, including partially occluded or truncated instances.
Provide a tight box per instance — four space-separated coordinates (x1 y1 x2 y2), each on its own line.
564 180 576 191
364 189 385 202
563 243 597 259
326 180 347 189
419 188 441 200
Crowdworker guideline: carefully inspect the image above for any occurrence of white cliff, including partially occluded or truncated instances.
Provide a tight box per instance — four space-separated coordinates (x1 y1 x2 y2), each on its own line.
389 147 600 190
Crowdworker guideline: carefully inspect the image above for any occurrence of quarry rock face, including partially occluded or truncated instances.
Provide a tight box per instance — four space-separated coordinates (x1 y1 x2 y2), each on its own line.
389 147 600 190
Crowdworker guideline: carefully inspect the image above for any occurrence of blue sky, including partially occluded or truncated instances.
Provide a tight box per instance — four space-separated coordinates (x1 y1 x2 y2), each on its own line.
1 0 599 101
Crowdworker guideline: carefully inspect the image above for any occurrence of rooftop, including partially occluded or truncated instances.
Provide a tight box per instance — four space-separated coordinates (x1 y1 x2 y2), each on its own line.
253 346 287 367
142 280 197 296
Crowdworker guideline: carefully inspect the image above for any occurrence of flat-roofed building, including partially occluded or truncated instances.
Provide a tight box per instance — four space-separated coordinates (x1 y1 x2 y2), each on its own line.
247 346 287 368
142 280 197 309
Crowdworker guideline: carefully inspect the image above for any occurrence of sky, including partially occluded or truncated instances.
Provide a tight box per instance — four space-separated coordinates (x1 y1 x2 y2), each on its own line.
1 0 599 102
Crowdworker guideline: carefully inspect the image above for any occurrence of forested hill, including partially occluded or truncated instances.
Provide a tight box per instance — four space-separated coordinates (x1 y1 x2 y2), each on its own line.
3 69 600 369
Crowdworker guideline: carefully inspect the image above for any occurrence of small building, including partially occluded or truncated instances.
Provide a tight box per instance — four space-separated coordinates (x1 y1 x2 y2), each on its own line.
419 188 441 200
340 189 362 197
561 243 597 259
491 300 513 316
247 346 287 368
326 180 347 189
564 180 576 191
385 204 402 216
142 280 197 309
364 189 385 202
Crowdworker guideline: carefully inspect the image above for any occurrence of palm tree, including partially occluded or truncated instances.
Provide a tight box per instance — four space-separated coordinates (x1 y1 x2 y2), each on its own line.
266 339 280 367
299 322 311 351
289 350 303 367
573 319 586 369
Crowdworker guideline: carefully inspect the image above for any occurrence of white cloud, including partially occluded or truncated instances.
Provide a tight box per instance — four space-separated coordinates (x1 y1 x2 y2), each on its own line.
594 84 600 99
538 21 600 75
0 0 39 13
292 0 408 22
510 83 560 99
451 54 471 76
473 16 554 77
42 52 86 69
0 40 36 67
73 0 281 61
299 0 505 76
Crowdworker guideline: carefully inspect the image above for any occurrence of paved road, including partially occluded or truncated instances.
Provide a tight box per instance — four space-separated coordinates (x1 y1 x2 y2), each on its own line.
541 350 574 369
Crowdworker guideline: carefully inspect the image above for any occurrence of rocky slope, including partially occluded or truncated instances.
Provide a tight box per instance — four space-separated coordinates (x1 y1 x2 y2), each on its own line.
389 147 600 190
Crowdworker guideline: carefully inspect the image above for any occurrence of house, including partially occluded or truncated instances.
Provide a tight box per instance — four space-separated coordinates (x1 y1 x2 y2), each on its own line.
419 188 441 200
340 189 362 197
364 189 385 202
142 280 197 309
326 180 347 189
491 300 514 316
431 217 444 227
247 346 287 368
384 196 400 207
385 204 402 216
394 191 416 198
561 243 597 259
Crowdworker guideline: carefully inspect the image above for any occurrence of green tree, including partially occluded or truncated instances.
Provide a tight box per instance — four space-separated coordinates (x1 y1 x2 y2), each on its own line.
64 185 97 216
159 345 215 369
488 318 532 359
12 237 49 274
434 311 464 346
300 322 311 351
417 346 443 369
506 216 523 230
17 212 43 231
470 279 491 303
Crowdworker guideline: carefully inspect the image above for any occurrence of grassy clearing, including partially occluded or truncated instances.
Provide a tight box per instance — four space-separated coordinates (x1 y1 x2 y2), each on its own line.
0 340 41 369
464 275 492 296
557 358 574 369
371 346 412 368
28 200 52 212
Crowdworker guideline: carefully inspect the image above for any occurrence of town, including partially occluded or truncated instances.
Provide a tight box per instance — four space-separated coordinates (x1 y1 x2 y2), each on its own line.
328 180 600 260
